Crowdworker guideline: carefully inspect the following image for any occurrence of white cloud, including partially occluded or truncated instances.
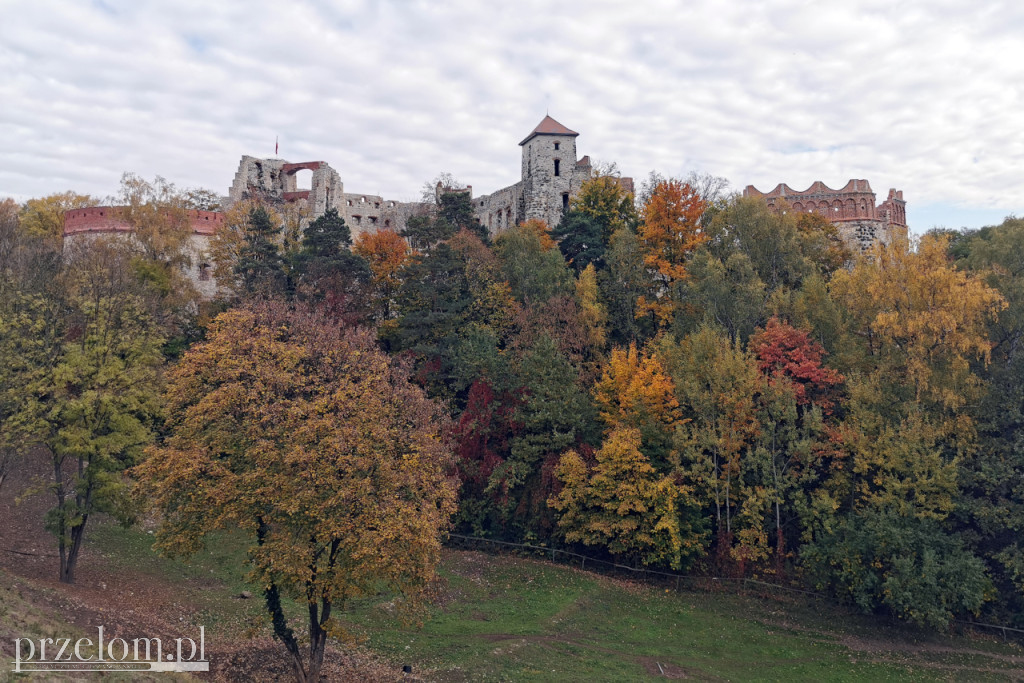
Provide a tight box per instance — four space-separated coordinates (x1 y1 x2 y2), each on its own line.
1 0 1022 228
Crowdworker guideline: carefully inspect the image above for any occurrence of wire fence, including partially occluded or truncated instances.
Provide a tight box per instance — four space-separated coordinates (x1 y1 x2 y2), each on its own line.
445 532 1024 644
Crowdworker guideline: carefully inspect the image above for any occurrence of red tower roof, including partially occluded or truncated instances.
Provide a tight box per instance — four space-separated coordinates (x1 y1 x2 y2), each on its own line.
520 115 579 145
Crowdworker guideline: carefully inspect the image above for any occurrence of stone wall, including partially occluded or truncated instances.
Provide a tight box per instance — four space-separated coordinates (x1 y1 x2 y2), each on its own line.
471 116 611 234
63 208 223 299
224 117 627 238
228 156 345 222
742 179 908 250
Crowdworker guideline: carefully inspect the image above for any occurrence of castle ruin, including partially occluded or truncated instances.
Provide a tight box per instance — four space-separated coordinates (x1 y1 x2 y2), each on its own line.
225 115 623 237
742 179 907 250
226 157 424 236
63 206 224 298
62 117 908 298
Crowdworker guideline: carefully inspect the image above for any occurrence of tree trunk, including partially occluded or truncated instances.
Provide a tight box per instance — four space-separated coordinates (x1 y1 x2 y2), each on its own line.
53 455 69 582
266 581 307 682
258 518 309 683
307 599 331 682
59 514 88 584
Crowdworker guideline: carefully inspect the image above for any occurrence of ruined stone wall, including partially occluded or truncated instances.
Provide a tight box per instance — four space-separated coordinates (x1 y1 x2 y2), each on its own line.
63 208 225 299
64 206 224 236
743 179 908 251
473 182 523 234
227 156 345 222
877 188 907 228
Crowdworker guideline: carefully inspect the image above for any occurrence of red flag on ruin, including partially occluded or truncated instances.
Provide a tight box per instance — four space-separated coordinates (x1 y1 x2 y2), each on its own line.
275 136 279 156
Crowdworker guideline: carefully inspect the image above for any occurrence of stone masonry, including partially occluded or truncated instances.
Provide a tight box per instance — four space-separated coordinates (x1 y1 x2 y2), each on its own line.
63 207 224 298
63 117 907 299
225 116 622 237
742 179 907 251
472 116 609 231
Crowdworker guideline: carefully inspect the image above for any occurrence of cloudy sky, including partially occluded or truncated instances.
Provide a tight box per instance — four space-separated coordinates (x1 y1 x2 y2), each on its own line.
2 0 1022 231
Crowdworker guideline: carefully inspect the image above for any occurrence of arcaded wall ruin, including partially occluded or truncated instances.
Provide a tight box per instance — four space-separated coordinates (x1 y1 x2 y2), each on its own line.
742 180 907 250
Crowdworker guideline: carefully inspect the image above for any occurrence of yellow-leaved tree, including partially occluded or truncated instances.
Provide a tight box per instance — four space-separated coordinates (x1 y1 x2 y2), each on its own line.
830 234 1006 519
593 342 681 466
135 301 458 683
551 427 706 570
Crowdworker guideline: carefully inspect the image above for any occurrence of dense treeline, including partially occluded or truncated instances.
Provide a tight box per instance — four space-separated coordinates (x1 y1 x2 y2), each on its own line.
3 174 1023 636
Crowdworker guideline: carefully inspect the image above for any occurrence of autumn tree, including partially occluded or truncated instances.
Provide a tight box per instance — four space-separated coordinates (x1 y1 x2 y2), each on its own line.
354 228 412 321
0 199 60 493
673 197 833 344
801 234 1007 622
552 427 706 570
575 264 609 374
19 191 98 242
553 171 637 272
659 325 765 566
113 173 194 266
636 179 708 325
494 220 572 305
593 342 681 466
4 237 164 583
748 318 845 564
136 302 457 682
830 234 1005 517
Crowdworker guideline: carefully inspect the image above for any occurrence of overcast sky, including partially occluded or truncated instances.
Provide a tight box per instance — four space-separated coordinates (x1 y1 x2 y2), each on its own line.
2 0 1022 231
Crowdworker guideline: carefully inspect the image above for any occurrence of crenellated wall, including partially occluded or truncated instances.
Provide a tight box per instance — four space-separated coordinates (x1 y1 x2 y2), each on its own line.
743 179 907 250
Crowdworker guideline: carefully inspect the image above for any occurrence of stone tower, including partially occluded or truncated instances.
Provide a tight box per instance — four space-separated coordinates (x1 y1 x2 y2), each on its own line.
472 116 619 233
520 116 581 227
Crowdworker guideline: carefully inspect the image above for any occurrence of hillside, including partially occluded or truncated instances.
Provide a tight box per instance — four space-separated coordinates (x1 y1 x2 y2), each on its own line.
3 458 1023 681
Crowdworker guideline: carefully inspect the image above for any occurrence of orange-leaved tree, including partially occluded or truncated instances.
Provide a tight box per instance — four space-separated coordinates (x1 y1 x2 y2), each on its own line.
135 301 458 683
353 227 412 321
637 180 708 325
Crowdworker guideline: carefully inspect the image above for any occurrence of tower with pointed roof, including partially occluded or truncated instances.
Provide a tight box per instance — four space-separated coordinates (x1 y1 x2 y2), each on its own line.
519 115 589 228
472 115 602 233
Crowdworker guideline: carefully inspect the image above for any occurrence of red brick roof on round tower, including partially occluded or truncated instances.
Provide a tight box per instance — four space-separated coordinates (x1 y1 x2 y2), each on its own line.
520 115 579 146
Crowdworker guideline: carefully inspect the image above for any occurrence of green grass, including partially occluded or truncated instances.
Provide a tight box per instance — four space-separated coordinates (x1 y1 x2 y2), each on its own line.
87 520 267 641
341 551 1024 682
84 520 1024 682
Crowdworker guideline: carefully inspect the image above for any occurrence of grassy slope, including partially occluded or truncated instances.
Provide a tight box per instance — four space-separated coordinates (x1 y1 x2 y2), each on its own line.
341 551 1023 682
80 520 1024 682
